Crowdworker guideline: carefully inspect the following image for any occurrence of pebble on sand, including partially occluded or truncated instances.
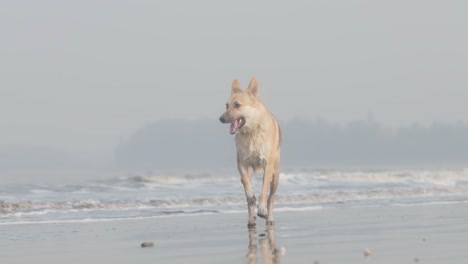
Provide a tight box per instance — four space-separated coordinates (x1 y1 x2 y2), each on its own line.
364 248 373 257
141 242 154 248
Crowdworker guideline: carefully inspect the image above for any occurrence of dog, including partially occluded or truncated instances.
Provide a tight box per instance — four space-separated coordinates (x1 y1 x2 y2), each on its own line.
219 77 282 227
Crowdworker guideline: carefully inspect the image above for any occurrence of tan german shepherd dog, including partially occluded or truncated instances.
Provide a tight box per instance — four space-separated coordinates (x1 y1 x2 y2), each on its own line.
219 77 282 227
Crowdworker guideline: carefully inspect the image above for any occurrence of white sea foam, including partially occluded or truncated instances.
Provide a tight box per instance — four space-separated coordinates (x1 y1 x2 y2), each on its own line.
274 206 323 212
132 175 238 184
280 169 468 186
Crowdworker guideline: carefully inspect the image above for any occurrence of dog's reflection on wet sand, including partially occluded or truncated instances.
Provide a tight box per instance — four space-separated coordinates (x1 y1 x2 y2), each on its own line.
246 228 281 264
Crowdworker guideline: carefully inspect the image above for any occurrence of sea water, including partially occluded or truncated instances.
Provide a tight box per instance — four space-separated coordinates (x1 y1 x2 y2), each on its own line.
1 168 468 224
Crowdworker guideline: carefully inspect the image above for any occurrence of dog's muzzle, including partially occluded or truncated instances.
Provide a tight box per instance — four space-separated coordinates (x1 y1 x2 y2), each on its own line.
219 115 226 123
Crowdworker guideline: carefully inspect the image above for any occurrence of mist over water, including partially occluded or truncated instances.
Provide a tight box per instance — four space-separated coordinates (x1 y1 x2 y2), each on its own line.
114 118 468 170
1 0 467 165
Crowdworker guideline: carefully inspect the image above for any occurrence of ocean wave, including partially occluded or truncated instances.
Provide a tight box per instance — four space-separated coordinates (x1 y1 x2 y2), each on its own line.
7 169 465 195
0 200 144 215
2 185 468 217
280 169 468 186
128 169 468 186
131 175 238 184
278 186 468 204
3 169 468 224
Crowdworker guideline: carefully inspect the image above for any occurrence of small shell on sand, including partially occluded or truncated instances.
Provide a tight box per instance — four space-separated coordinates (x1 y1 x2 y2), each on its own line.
141 242 154 248
364 248 373 257
279 246 286 256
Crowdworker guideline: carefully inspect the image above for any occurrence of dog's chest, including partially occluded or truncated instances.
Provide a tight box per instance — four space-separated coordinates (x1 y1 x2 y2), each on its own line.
235 131 270 168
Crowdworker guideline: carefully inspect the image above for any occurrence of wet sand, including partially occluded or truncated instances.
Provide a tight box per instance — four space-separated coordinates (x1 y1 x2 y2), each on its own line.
1 203 468 264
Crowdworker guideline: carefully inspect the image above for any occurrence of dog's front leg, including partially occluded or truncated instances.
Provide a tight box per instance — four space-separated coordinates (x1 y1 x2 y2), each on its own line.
239 164 256 227
257 162 273 219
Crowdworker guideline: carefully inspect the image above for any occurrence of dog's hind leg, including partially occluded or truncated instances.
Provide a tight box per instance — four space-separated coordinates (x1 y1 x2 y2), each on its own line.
239 164 256 228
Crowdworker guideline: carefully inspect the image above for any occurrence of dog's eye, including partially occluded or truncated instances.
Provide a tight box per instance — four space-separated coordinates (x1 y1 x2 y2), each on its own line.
225 103 229 109
234 102 241 108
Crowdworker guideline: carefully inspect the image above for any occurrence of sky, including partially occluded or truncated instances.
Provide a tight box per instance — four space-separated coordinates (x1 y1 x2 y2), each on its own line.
1 0 467 162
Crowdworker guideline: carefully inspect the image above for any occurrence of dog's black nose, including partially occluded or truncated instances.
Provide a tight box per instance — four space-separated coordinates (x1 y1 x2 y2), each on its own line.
219 116 226 123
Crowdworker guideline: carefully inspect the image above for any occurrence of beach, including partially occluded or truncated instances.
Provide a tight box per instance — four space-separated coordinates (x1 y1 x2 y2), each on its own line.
2 202 468 264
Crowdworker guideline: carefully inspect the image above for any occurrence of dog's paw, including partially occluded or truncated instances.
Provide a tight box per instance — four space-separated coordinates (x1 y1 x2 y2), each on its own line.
247 221 256 228
257 206 268 219
247 215 256 228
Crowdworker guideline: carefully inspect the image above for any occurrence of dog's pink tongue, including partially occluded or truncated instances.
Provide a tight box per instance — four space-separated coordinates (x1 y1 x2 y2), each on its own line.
230 119 240 134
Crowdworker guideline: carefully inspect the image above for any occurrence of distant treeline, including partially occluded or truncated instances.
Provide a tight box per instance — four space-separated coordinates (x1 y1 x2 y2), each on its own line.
114 118 468 170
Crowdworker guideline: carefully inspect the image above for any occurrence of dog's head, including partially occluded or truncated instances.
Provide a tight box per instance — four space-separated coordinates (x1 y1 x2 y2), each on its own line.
219 77 263 135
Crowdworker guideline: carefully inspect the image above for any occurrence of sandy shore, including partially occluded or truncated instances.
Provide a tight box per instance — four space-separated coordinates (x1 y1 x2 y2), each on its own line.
1 203 468 264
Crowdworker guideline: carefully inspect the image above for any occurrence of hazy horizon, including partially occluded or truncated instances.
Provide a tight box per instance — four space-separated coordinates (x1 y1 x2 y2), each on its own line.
1 1 467 169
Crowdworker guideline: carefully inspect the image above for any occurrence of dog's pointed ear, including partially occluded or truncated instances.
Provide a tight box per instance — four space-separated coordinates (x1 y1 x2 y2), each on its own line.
231 80 242 94
247 77 259 97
